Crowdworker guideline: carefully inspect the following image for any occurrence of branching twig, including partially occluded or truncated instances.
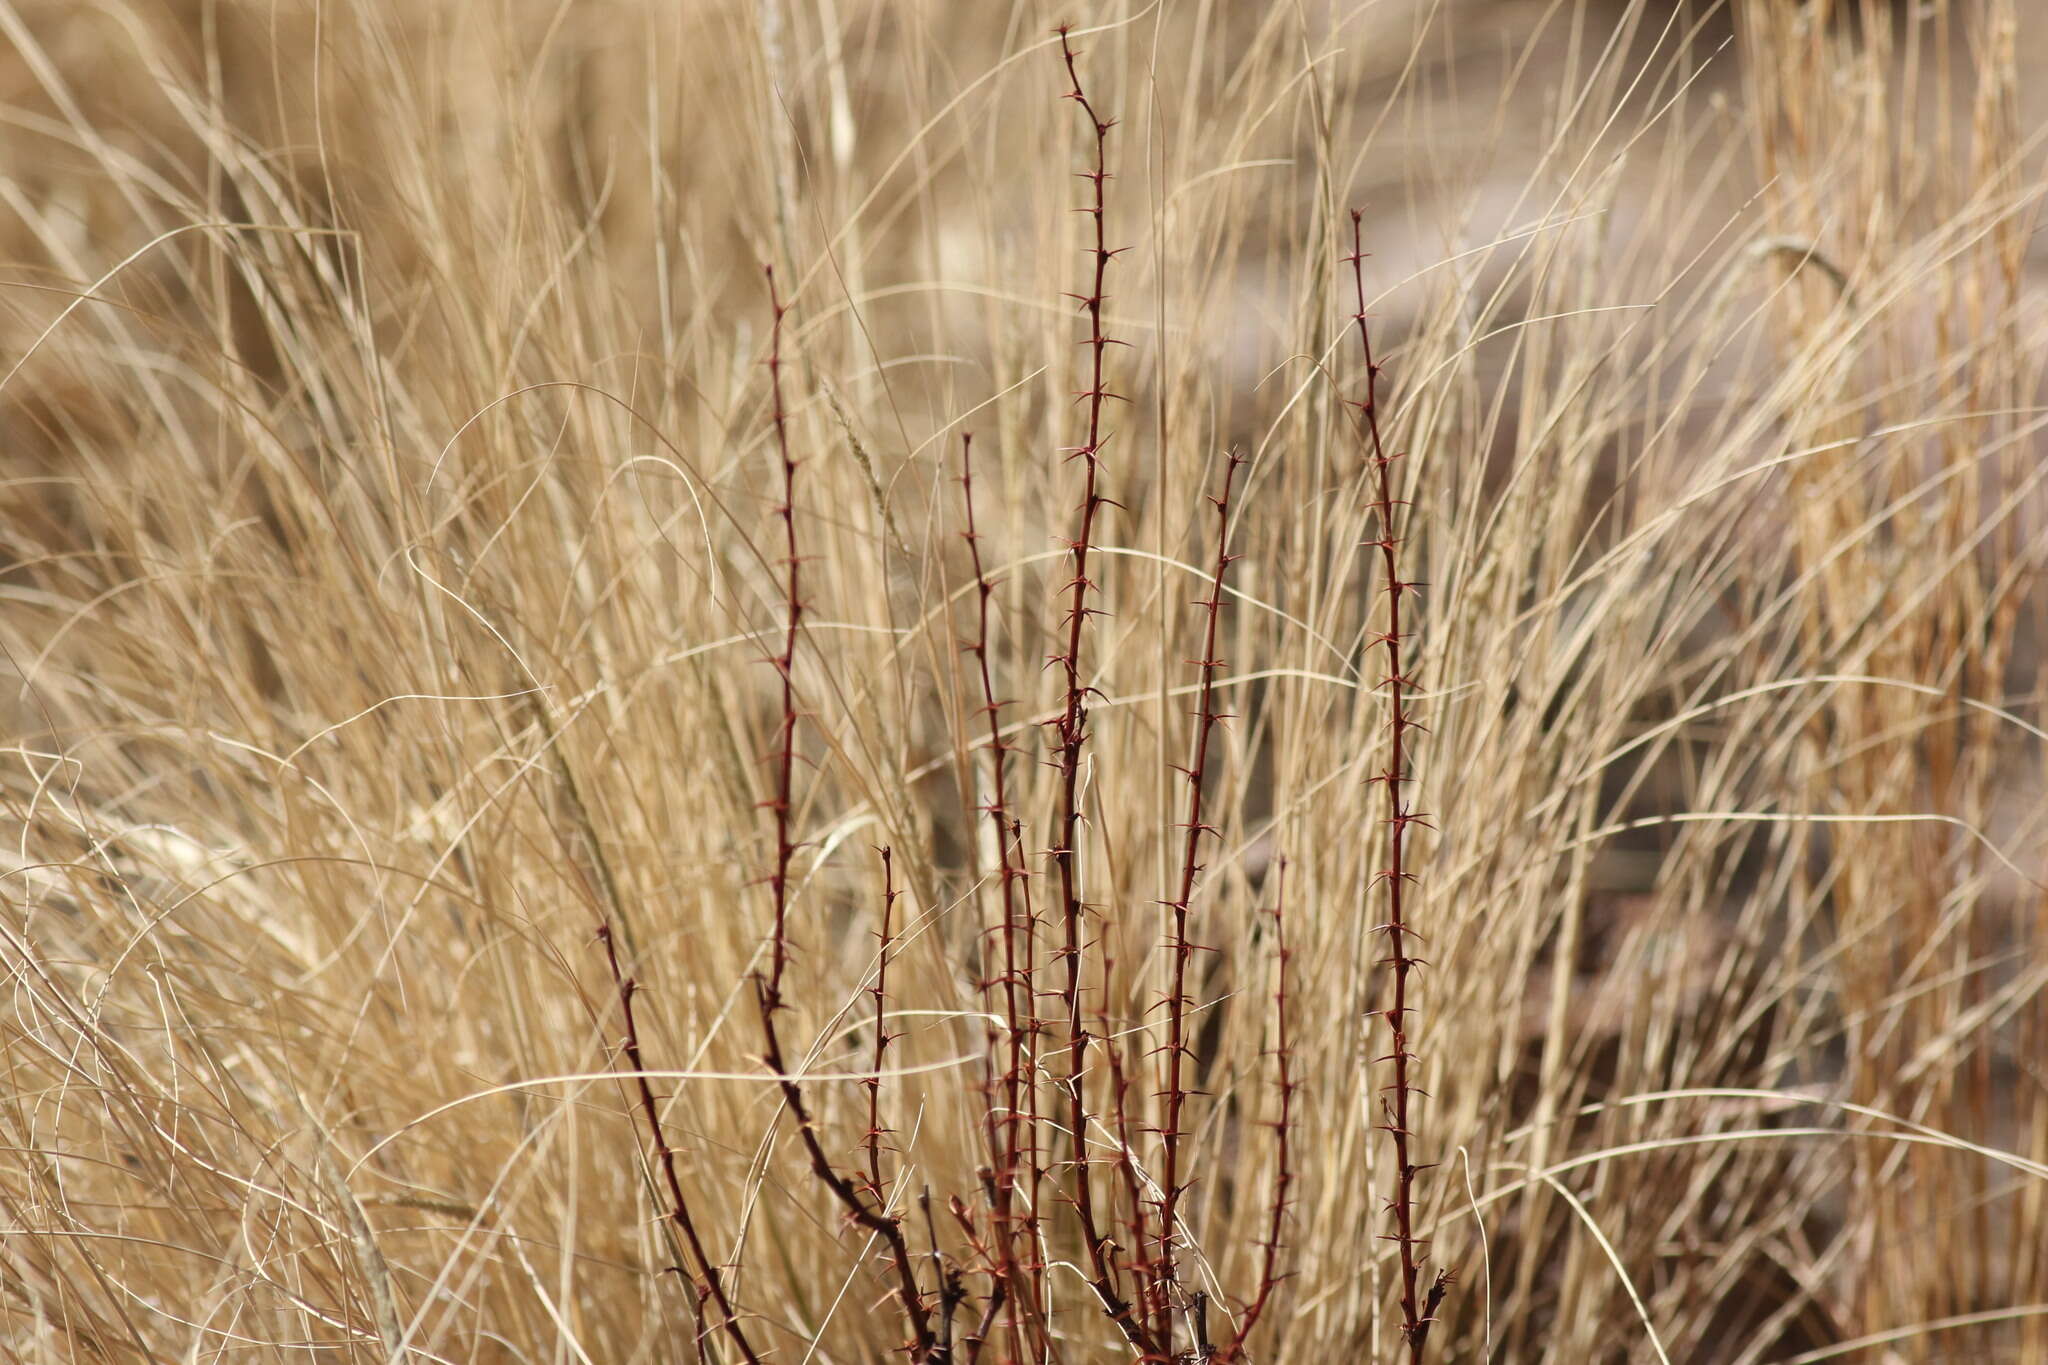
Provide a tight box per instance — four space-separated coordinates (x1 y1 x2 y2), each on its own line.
753 265 940 1362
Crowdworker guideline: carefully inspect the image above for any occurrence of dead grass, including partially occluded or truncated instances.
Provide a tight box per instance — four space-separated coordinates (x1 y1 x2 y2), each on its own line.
1 1 2045 1361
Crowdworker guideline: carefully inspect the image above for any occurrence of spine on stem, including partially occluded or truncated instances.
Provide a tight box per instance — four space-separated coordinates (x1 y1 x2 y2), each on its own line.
1345 211 1451 1361
1046 24 1158 1360
754 265 942 1363
958 434 1048 1358
1152 450 1246 1349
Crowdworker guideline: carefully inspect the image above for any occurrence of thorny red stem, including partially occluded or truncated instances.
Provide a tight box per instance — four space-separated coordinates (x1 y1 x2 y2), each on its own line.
1346 211 1446 1361
1154 449 1246 1348
864 847 900 1205
588 39 1325 1363
1011 814 1050 1329
1102 1010 1160 1340
594 921 762 1365
1049 26 1160 1362
1214 859 1297 1365
762 265 802 1020
958 435 1048 1358
754 266 941 1362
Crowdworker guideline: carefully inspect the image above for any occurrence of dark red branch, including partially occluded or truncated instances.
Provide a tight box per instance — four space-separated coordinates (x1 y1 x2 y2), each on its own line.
1047 25 1161 1362
594 921 762 1365
1153 450 1245 1346
754 265 940 1362
1346 211 1443 1361
761 265 803 1021
1101 992 1159 1333
958 434 1048 1357
863 847 900 1205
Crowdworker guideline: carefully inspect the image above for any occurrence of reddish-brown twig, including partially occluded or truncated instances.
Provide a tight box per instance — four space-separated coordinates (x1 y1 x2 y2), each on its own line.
1153 450 1246 1347
1345 211 1443 1360
753 265 939 1361
862 846 901 1206
1215 858 1297 1365
594 921 762 1365
957 434 1048 1356
1010 814 1051 1325
760 263 803 1022
1047 25 1157 1361
1101 1011 1160 1335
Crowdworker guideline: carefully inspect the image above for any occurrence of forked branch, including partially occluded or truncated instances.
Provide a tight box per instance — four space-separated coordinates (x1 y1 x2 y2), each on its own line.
754 265 941 1362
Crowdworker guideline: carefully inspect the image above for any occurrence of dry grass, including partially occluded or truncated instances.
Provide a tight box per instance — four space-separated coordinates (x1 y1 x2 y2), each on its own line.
2 1 2046 1360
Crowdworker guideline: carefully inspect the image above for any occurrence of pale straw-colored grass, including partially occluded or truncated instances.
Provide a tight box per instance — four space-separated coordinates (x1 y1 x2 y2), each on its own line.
1 1 2044 1361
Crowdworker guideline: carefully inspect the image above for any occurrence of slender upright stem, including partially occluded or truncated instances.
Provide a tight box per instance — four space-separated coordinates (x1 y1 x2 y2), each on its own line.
863 847 899 1205
1155 450 1245 1345
1346 211 1446 1361
761 265 802 1021
595 921 762 1365
1215 860 1297 1365
958 434 1046 1356
1048 25 1158 1360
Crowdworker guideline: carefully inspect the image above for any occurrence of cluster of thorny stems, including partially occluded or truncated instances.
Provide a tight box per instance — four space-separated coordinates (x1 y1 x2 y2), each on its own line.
589 27 1448 1365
